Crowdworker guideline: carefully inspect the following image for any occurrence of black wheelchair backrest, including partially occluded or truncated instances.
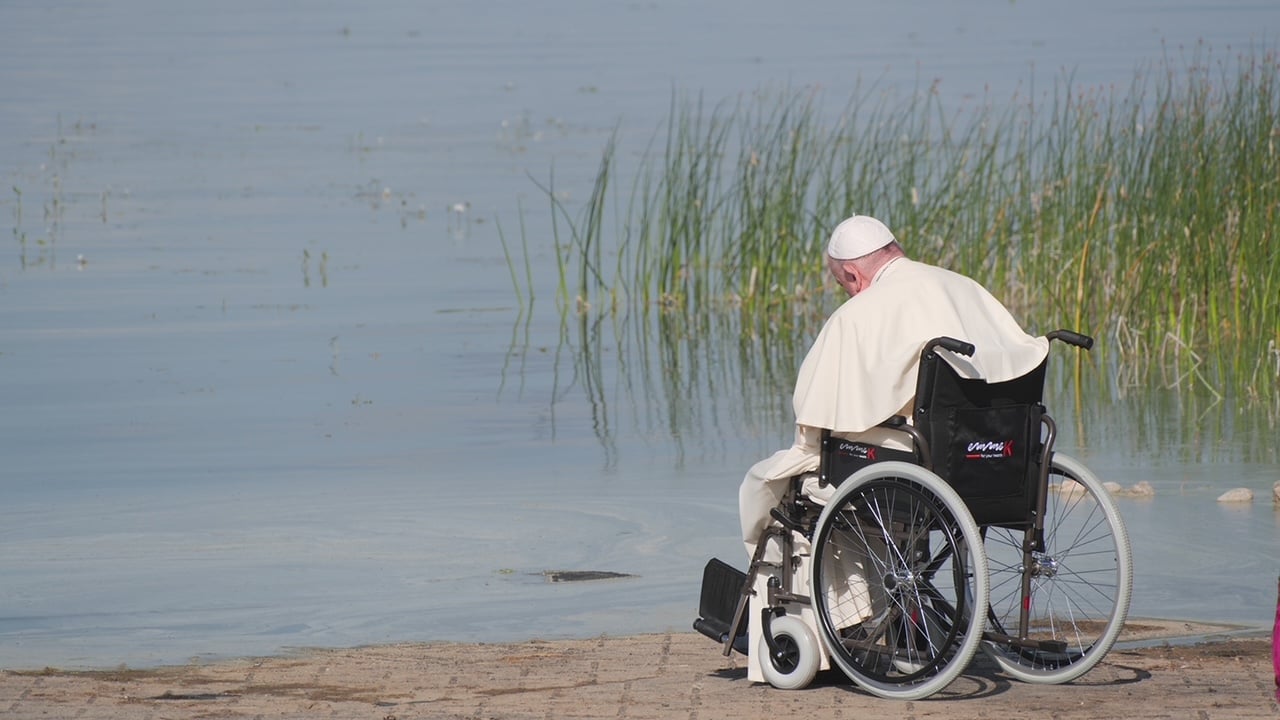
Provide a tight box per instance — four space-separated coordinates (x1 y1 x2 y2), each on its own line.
914 341 1048 527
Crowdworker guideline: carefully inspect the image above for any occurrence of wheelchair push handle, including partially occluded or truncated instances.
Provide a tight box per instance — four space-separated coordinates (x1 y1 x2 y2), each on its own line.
924 336 976 358
1046 329 1095 350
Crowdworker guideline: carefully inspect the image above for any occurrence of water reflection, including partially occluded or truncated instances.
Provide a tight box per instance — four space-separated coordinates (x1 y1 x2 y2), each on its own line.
523 299 823 469
522 301 1279 471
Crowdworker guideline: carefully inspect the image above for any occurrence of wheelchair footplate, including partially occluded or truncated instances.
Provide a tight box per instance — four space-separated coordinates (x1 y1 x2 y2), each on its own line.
692 558 749 655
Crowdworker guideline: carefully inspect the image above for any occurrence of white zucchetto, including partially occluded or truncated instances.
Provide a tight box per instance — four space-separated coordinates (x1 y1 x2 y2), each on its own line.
826 215 897 259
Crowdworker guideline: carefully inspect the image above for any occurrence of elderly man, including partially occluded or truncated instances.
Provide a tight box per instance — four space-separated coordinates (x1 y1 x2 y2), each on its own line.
739 214 1049 557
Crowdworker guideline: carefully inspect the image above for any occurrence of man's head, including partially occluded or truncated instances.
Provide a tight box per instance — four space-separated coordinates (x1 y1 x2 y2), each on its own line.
825 215 904 297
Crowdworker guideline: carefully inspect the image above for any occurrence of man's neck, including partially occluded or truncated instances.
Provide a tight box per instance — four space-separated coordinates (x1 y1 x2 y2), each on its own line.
868 254 905 285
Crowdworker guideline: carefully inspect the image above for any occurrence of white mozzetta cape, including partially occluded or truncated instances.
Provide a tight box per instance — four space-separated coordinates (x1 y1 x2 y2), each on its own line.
792 258 1049 433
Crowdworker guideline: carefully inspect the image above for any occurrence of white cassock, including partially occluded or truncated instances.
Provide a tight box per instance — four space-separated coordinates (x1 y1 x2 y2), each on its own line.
738 257 1049 682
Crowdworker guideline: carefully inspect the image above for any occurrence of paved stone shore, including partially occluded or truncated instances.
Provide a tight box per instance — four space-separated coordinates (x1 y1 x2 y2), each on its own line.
1 629 1275 719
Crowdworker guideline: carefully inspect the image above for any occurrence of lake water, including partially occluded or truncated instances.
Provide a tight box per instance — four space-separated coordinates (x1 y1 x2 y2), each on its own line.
1 0 1278 669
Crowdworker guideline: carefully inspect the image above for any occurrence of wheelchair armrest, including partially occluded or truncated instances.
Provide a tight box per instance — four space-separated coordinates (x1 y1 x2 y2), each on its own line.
822 417 932 477
770 507 806 534
874 416 932 472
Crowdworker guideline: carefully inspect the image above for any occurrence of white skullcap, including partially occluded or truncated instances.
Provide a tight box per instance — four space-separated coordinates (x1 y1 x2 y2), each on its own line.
826 215 896 260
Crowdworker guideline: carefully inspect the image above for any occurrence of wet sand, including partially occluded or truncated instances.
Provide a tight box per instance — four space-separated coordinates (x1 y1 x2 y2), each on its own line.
2 620 1275 719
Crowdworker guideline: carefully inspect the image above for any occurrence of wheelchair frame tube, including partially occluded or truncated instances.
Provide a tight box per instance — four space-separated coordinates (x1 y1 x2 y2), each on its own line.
993 331 1093 650
1019 413 1057 640
726 517 812 657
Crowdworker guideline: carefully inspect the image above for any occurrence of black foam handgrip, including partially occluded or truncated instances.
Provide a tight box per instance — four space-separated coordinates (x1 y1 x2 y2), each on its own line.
932 336 976 357
1046 329 1095 350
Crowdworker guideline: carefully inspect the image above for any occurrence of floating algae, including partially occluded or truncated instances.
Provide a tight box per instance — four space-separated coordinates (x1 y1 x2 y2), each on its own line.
543 570 635 583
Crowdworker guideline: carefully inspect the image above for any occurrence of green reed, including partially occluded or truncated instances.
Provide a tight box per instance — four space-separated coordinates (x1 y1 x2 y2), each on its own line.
530 49 1279 407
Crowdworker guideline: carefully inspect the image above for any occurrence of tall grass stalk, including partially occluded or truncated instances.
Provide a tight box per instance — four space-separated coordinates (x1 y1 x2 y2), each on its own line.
532 50 1280 407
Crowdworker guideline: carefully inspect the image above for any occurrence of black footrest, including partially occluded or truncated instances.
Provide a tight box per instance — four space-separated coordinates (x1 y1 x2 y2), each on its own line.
693 617 731 643
694 558 748 648
693 618 749 655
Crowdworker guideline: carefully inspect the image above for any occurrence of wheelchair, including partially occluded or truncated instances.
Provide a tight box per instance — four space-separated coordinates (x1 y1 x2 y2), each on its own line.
694 331 1133 700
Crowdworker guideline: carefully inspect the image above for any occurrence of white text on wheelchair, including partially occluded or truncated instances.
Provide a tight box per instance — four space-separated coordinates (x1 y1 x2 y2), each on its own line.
964 440 1014 459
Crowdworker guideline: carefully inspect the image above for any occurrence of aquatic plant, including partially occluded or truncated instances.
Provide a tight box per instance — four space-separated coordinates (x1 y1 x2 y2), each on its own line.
525 48 1280 409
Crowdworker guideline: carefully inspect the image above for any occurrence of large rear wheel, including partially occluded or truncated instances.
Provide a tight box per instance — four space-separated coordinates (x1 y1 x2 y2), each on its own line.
981 453 1132 683
810 462 988 700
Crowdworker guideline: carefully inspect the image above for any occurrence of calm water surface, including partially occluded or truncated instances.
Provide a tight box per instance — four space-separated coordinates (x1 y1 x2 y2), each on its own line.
1 1 1278 668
